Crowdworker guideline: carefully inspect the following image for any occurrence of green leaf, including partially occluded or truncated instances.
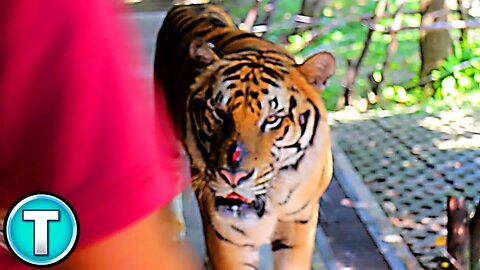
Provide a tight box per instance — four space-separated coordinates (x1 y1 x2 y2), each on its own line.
441 76 456 90
383 86 395 99
396 86 408 102
373 71 382 82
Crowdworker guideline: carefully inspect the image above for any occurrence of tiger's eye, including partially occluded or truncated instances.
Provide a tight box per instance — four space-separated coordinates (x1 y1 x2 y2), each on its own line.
266 115 278 123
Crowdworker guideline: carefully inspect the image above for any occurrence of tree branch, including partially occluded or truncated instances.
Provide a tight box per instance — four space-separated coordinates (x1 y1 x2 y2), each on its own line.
377 0 405 91
242 0 262 32
362 19 480 33
341 0 387 107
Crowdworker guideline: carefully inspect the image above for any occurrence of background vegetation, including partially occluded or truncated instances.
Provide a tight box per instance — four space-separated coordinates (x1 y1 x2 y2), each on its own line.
218 0 480 113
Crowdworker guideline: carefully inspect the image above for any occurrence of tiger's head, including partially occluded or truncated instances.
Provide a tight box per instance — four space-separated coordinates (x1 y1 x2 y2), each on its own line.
186 38 336 219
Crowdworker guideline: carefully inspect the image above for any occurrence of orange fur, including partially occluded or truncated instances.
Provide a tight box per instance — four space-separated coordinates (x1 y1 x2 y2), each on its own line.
154 4 335 269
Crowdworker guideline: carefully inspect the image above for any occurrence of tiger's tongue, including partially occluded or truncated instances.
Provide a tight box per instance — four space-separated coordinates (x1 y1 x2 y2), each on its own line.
226 192 250 203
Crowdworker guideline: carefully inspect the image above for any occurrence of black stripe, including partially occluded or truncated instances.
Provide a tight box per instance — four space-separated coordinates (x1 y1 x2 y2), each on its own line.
195 27 214 38
276 125 290 141
234 90 244 97
198 130 212 142
263 50 295 61
209 17 228 27
281 142 301 149
247 62 262 68
178 17 208 40
222 63 246 76
270 98 278 109
299 110 311 139
167 6 189 21
308 99 321 145
290 149 306 170
263 66 283 80
286 200 310 216
244 263 258 270
288 96 297 116
248 73 257 85
271 239 293 252
230 102 242 112
230 47 267 56
223 75 241 82
224 55 259 62
192 4 206 13
212 226 254 248
278 183 300 206
237 170 255 186
261 77 279 88
231 225 247 236
295 216 311 224
218 33 257 50
204 85 213 98
207 31 230 44
190 99 211 161
203 114 213 132
203 211 255 251
264 58 287 67
257 169 272 180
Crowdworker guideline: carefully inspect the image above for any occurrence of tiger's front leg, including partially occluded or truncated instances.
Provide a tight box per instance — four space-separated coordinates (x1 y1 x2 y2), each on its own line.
197 194 265 270
204 222 261 270
272 203 319 270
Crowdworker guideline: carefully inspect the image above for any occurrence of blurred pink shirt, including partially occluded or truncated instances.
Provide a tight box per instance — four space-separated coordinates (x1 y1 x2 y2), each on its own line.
0 1 188 268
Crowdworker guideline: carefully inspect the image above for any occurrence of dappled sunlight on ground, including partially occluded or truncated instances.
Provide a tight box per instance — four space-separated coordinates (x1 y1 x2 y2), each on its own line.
331 109 480 269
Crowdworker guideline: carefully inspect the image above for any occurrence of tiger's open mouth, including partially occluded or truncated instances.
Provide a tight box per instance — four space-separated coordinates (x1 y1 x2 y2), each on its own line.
214 194 266 218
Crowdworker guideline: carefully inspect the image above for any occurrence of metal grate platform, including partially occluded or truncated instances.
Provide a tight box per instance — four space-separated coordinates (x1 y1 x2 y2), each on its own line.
331 110 480 269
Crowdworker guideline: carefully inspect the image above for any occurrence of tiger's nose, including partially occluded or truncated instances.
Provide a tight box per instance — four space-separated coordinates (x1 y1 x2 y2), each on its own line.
219 169 251 186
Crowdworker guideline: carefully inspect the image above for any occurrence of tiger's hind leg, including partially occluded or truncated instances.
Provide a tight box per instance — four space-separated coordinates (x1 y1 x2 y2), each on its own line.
271 203 319 270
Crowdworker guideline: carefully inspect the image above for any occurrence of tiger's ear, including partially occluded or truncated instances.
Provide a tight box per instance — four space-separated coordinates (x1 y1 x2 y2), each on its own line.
297 52 336 93
189 38 220 65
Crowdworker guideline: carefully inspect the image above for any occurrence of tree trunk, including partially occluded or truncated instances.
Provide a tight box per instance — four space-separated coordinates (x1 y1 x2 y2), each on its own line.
300 0 327 18
292 0 327 34
420 0 453 78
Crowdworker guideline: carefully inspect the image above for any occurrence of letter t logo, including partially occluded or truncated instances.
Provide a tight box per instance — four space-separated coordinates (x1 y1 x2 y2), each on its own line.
23 210 59 256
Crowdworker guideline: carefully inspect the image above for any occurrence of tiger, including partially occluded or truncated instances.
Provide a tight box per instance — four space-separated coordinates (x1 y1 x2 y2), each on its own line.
154 4 336 270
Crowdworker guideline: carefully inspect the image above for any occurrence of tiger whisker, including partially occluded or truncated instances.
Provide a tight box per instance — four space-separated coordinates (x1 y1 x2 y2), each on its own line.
254 190 268 195
251 184 269 191
255 178 273 186
255 170 274 183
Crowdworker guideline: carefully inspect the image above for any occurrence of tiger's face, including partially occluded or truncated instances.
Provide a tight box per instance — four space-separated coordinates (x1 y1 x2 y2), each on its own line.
187 39 335 219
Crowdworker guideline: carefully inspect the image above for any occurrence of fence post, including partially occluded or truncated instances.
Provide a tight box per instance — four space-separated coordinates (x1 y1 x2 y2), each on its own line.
447 196 470 269
470 201 480 269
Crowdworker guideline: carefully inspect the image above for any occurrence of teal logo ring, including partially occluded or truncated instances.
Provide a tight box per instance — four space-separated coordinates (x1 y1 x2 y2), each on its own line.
3 193 79 267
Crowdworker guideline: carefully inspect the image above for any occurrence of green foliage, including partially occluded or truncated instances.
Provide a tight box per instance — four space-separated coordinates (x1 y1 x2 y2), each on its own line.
222 0 479 112
386 40 480 111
